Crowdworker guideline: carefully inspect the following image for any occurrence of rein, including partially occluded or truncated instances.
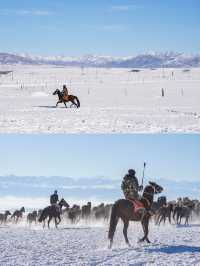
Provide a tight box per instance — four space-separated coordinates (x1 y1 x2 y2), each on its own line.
141 196 151 207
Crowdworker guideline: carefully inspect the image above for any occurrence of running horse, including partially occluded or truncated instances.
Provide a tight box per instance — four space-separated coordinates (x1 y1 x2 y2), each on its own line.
11 207 25 223
38 198 69 228
53 89 80 108
0 210 11 224
108 182 163 248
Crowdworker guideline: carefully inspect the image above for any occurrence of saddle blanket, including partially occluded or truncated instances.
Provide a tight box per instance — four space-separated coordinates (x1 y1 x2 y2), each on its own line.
128 198 145 213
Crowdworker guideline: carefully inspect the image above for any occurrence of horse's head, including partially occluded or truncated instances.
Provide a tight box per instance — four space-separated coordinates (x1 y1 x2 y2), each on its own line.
148 181 163 194
59 198 70 209
5 210 11 216
20 207 25 213
143 181 163 198
53 89 60 95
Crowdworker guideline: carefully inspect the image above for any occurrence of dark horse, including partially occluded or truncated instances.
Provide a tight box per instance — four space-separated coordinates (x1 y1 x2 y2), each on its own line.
11 207 25 223
173 205 193 225
0 210 11 224
108 182 163 248
53 89 80 108
38 198 69 228
156 204 173 225
27 211 38 225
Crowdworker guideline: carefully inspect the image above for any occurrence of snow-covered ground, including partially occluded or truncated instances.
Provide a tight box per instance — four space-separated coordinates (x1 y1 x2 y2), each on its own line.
0 65 200 133
0 220 200 265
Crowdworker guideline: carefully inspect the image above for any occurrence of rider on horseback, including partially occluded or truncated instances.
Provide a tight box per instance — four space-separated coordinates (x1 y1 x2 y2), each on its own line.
62 85 69 101
50 190 59 205
121 169 143 200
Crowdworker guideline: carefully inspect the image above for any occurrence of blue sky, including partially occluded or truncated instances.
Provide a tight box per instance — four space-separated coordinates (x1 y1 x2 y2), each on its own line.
0 134 199 182
0 0 199 56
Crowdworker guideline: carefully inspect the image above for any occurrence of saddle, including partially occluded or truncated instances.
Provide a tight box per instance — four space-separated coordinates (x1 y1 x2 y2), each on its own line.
63 95 69 101
128 198 145 214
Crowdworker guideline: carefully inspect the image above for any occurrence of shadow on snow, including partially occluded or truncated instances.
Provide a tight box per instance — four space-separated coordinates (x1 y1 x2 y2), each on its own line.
147 245 200 254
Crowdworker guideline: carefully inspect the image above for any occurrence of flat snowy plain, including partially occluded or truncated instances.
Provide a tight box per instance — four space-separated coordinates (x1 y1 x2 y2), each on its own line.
0 65 200 133
0 220 200 265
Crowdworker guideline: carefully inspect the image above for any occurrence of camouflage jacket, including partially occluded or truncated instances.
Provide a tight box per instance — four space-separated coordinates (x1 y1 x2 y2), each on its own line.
121 174 139 192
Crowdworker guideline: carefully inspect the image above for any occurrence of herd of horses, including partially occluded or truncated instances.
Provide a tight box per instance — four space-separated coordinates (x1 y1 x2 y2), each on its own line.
0 181 199 248
0 200 112 228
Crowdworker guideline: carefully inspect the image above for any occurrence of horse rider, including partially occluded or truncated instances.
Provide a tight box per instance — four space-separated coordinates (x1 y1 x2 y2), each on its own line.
50 190 59 205
121 169 143 200
62 84 69 101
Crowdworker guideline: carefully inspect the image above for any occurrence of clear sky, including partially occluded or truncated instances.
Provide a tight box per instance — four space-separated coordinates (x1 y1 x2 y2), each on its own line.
0 134 199 182
0 0 199 56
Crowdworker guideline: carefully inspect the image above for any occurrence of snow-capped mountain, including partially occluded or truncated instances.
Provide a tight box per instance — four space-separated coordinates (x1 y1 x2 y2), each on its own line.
0 175 199 201
0 52 200 68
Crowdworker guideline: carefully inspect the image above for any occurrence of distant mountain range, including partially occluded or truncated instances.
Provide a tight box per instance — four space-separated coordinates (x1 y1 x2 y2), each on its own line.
0 175 199 202
0 52 200 68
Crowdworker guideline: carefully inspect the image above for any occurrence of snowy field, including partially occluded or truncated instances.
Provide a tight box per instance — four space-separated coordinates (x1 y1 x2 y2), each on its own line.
0 65 200 133
0 220 200 265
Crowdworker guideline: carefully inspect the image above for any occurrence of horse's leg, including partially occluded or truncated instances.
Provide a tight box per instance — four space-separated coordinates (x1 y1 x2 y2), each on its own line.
122 219 131 247
155 214 160 225
70 100 76 108
64 101 67 108
57 215 61 225
144 217 151 243
179 215 182 224
56 100 61 107
140 216 151 243
108 205 119 249
139 218 146 242
173 211 176 222
74 100 78 108
48 216 52 229
158 215 163 225
176 213 179 224
54 217 58 228
168 213 171 224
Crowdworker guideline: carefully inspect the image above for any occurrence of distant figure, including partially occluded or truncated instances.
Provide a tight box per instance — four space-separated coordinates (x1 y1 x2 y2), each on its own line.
62 85 69 101
177 197 183 207
50 190 59 205
161 88 165 97
121 169 143 200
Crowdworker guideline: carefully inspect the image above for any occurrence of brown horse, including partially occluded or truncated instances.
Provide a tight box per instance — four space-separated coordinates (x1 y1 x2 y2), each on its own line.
53 89 80 108
108 182 163 248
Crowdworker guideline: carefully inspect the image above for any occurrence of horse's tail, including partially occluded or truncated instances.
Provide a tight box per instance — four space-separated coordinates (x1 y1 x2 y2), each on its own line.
74 96 80 108
108 202 118 242
38 209 46 223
